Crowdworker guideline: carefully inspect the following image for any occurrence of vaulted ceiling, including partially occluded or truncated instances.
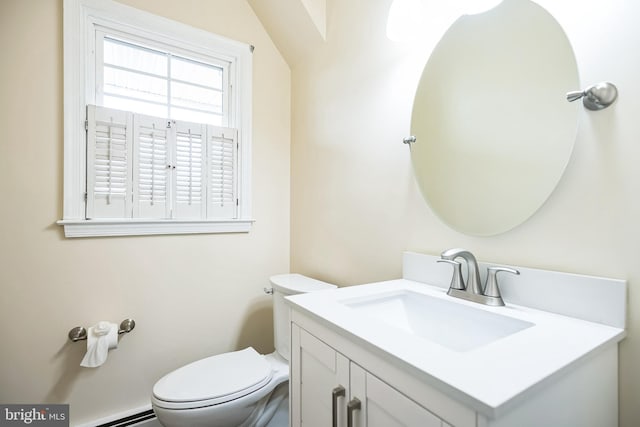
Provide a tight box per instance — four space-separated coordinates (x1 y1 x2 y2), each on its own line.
248 0 326 67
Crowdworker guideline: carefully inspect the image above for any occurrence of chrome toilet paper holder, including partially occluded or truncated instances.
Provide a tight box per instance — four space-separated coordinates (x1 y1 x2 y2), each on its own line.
68 319 136 342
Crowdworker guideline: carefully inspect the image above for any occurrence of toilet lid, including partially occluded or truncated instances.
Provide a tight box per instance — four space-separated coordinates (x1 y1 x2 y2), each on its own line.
153 347 272 407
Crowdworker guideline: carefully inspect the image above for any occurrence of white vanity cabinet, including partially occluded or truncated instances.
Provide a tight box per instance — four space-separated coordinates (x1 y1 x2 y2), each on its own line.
351 365 446 427
289 325 349 427
287 252 626 427
290 324 453 427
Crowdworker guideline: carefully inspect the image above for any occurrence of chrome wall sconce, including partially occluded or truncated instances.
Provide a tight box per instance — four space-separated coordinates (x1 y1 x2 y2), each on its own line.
567 82 618 111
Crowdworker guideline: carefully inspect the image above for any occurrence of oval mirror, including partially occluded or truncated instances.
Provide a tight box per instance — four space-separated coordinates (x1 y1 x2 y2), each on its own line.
410 0 579 236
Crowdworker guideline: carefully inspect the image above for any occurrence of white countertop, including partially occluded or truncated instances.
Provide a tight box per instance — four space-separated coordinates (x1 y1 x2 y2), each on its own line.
286 278 626 417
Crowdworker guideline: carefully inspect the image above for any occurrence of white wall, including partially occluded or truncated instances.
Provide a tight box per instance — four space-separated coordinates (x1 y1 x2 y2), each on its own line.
290 0 640 425
0 0 290 425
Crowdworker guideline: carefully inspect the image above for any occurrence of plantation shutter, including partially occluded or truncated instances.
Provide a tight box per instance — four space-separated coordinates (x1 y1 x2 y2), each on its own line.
174 121 206 219
86 106 239 222
207 126 238 219
86 105 133 219
133 114 170 218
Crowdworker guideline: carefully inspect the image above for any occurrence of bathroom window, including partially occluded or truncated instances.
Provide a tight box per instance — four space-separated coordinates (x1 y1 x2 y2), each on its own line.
97 35 229 127
60 0 253 237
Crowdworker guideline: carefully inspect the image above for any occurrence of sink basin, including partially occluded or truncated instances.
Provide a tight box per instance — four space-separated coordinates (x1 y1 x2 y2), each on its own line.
341 290 534 352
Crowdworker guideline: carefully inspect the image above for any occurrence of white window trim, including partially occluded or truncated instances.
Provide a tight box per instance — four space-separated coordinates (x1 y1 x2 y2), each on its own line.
60 0 253 237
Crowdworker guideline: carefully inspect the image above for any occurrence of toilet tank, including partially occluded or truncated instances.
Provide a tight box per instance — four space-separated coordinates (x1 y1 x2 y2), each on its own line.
270 274 336 361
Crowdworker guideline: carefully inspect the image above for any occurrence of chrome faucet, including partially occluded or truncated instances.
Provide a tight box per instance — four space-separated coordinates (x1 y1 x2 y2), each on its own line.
438 248 519 307
440 248 483 295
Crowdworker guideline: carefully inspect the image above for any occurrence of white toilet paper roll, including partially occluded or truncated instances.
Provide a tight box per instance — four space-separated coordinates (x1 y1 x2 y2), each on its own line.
80 321 118 368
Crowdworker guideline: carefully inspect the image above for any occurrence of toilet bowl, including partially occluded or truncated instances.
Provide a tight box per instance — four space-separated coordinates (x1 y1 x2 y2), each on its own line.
151 274 336 427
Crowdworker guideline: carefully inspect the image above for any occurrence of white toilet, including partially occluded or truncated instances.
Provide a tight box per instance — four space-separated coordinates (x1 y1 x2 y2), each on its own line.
151 274 336 427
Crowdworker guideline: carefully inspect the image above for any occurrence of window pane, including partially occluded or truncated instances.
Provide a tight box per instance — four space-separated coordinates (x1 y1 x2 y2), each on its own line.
100 37 228 126
104 95 168 118
104 38 167 77
104 66 167 104
170 81 222 114
171 107 222 126
171 56 223 89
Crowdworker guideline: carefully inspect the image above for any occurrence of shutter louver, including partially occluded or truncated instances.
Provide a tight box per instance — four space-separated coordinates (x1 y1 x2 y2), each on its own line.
174 121 206 219
86 105 133 218
133 114 170 218
86 106 241 224
207 126 238 219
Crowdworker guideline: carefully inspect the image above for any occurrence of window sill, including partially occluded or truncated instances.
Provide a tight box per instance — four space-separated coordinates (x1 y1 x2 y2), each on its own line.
57 219 254 238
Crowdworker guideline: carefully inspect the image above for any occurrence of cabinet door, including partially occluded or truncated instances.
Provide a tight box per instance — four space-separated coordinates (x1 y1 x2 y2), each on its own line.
349 363 444 427
291 325 350 427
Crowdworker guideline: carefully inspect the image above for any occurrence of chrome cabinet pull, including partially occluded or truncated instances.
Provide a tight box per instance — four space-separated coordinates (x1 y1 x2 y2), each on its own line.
347 397 361 427
332 386 345 427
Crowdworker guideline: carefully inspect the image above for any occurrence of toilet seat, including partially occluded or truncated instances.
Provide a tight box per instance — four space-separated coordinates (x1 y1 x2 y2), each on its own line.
152 348 273 410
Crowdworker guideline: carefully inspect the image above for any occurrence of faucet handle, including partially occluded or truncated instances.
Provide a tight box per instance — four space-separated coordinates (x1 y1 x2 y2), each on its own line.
484 266 520 299
437 259 465 291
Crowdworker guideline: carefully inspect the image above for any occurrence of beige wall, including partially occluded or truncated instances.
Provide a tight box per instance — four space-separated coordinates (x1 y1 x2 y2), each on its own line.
291 0 640 425
3 0 639 425
0 0 290 424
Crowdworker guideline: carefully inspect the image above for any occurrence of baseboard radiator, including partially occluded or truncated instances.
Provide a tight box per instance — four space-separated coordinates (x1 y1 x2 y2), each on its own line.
94 409 158 427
